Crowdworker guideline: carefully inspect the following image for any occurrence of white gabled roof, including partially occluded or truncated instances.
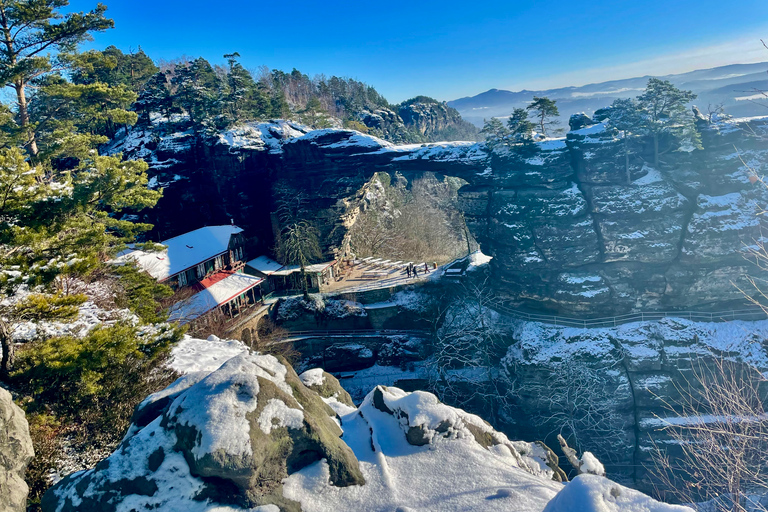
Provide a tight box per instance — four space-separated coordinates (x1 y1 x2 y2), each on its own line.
271 260 335 276
168 272 263 324
115 225 243 281
245 256 284 275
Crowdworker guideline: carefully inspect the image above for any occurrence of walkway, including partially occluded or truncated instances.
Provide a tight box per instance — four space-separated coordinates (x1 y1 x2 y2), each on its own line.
492 304 767 328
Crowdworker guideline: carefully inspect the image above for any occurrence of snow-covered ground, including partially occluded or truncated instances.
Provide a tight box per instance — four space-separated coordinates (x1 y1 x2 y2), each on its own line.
169 335 249 374
283 387 565 512
153 335 692 512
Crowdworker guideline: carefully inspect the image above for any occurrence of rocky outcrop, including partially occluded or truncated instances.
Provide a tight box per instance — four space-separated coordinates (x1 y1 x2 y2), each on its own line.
542 474 693 512
0 387 34 512
397 96 479 142
42 354 364 512
42 353 587 512
106 113 768 316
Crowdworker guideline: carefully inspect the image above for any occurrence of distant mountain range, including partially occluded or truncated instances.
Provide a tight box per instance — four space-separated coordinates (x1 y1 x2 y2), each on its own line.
448 62 768 127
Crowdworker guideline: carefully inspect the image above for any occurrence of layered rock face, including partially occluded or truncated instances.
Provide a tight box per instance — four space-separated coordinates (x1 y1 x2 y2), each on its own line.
500 317 768 494
107 114 768 315
463 118 768 315
0 387 34 512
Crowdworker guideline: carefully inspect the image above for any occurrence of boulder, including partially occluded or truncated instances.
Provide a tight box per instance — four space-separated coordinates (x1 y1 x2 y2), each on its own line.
568 112 595 131
366 385 567 481
42 354 364 512
299 369 355 407
0 386 34 512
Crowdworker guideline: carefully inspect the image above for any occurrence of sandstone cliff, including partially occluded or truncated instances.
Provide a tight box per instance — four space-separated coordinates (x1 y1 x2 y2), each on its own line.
105 113 768 315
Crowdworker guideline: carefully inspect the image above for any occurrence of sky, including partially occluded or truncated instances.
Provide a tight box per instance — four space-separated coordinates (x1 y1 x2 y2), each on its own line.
67 0 768 103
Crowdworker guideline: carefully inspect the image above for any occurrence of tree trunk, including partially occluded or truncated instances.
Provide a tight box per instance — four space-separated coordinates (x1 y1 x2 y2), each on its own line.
462 218 472 257
15 81 38 157
0 319 14 382
653 133 659 169
300 266 309 300
625 138 631 184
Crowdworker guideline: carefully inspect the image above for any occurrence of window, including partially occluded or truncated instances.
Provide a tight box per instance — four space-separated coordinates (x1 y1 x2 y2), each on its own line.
196 264 205 279
178 272 187 287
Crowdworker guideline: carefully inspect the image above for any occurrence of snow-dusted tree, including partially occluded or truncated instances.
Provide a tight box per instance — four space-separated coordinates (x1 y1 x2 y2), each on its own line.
480 117 509 149
170 57 222 128
134 71 173 124
604 98 646 183
636 78 700 168
649 357 768 512
526 96 559 136
507 107 535 142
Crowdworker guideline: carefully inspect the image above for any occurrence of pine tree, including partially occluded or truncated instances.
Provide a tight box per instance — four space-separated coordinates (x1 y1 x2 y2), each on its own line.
526 96 559 137
606 98 646 183
507 107 535 142
222 52 273 124
69 46 158 94
134 71 173 124
277 221 321 300
300 96 324 128
636 78 699 168
0 0 113 157
30 71 138 145
171 57 222 128
480 117 509 149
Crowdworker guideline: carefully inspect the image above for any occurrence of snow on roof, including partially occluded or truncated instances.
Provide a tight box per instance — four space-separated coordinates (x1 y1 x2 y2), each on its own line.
271 260 335 276
246 256 285 275
168 271 263 324
115 225 243 281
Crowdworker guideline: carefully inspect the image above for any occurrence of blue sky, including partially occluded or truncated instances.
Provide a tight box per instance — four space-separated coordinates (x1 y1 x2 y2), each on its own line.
68 0 768 103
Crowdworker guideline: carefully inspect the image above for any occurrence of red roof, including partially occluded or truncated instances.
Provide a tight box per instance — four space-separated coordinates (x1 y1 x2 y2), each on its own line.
192 270 236 292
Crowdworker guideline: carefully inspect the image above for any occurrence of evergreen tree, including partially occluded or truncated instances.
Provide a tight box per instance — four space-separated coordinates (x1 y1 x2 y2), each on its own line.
222 52 272 124
134 71 173 124
171 57 222 128
605 98 646 183
636 78 700 168
526 96 559 136
69 46 158 93
300 96 324 127
507 107 535 141
480 117 509 149
30 70 138 144
0 0 113 157
277 221 321 300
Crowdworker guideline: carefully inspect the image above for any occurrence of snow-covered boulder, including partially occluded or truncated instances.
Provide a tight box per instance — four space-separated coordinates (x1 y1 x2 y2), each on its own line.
42 354 364 512
299 368 355 407
283 385 567 512
542 474 694 512
366 385 566 480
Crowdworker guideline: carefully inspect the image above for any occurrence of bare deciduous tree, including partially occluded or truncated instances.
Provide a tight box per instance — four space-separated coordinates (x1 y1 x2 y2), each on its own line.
503 356 630 464
649 358 768 512
349 172 476 263
426 277 511 425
